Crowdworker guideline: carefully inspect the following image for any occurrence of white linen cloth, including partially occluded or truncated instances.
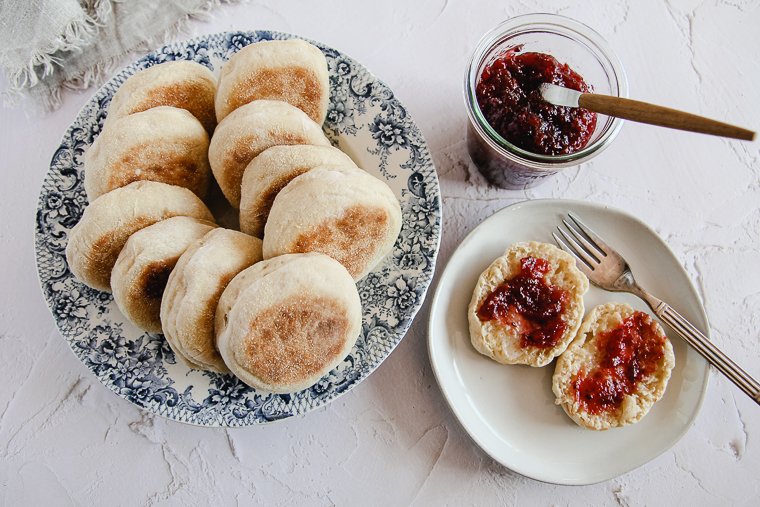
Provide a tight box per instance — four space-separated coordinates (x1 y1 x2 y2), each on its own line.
0 0 239 111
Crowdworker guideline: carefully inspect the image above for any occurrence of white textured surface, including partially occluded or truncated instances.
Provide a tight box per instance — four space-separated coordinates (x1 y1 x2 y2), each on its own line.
1 0 759 504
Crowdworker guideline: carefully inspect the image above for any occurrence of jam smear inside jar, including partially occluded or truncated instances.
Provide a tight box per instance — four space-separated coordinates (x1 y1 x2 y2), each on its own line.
573 312 666 414
475 47 597 155
477 256 568 348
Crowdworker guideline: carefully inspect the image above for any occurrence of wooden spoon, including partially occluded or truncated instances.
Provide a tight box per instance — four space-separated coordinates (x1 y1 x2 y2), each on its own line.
539 83 755 141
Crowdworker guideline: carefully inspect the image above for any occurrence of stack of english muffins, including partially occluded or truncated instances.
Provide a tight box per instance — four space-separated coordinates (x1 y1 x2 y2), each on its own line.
65 39 402 394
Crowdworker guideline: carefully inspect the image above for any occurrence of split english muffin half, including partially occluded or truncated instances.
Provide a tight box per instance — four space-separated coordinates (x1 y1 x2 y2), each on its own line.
468 241 589 367
552 302 675 430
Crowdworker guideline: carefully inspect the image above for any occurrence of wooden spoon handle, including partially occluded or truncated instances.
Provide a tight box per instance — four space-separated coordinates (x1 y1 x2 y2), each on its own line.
578 94 756 141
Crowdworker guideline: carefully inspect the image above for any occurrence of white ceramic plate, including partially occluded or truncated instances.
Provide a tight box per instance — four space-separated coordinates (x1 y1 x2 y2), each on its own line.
428 199 709 485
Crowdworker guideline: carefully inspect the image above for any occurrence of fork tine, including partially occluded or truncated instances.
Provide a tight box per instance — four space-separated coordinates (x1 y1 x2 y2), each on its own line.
552 232 593 274
553 228 598 271
562 218 604 262
567 212 613 258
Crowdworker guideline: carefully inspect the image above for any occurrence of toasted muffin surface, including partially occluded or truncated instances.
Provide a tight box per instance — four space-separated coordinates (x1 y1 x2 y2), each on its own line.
216 253 362 393
215 39 329 125
105 60 218 134
262 165 401 281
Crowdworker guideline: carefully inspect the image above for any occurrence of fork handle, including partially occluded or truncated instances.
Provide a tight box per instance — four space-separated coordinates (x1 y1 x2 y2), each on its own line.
646 297 760 405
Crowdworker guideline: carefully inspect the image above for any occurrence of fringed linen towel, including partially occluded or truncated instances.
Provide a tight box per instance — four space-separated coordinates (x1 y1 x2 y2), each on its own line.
0 0 240 111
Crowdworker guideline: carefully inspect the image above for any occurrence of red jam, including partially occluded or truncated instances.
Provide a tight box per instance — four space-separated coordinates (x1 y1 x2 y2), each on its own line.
475 48 597 155
573 312 666 414
477 256 568 348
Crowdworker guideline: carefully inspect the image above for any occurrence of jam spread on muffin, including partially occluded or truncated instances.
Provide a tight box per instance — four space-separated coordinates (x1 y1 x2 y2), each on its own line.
477 256 568 348
475 47 596 155
572 311 667 414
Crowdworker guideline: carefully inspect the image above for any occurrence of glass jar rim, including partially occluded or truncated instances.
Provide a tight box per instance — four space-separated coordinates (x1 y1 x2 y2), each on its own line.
465 13 628 166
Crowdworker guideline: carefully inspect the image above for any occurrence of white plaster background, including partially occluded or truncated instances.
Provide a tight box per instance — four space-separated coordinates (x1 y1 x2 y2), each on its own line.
1 0 759 504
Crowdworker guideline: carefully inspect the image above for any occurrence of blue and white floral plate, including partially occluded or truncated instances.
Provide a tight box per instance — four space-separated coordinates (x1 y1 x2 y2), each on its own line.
34 31 441 426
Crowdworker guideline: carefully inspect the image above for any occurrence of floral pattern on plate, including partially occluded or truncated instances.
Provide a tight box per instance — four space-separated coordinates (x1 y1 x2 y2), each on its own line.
34 31 441 426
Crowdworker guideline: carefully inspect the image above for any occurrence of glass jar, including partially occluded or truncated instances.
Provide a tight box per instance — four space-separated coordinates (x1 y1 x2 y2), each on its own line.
464 13 628 189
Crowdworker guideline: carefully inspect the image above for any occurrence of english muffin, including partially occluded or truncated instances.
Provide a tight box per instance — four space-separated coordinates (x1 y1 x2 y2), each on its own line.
111 216 217 333
208 100 331 208
214 255 295 340
105 60 217 133
215 39 329 125
239 145 356 237
160 228 263 372
262 165 402 281
552 303 675 430
468 241 588 367
65 181 214 292
216 253 362 393
84 106 211 201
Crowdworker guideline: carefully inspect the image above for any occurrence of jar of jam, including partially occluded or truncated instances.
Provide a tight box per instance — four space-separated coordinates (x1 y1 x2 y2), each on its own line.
464 14 628 189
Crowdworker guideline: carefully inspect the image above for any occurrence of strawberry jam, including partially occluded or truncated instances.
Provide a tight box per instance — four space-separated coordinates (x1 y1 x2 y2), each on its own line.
477 256 568 348
475 48 596 155
573 312 666 414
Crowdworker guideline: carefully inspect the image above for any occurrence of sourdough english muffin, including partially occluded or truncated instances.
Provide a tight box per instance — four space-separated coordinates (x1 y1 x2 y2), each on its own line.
104 60 218 134
160 228 263 372
208 99 331 208
553 303 675 430
216 253 362 393
65 181 214 292
468 241 588 367
111 216 217 333
239 145 357 237
215 39 329 125
262 165 402 281
84 106 211 201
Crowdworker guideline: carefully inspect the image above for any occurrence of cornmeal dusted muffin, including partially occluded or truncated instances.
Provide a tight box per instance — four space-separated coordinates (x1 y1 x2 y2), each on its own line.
104 60 217 134
215 39 329 125
216 253 362 393
262 165 401 281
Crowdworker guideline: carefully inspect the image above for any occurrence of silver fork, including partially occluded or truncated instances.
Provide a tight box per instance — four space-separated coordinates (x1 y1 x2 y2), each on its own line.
553 212 760 406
